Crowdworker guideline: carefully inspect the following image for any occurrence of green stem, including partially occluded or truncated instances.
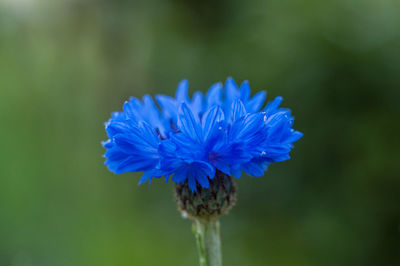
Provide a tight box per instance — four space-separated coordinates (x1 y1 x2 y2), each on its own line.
192 219 222 266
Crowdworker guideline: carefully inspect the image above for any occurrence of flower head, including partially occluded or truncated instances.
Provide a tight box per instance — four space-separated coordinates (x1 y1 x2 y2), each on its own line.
103 77 303 192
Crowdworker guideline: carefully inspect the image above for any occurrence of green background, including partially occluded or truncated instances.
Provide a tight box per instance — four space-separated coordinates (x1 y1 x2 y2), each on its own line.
1 0 399 265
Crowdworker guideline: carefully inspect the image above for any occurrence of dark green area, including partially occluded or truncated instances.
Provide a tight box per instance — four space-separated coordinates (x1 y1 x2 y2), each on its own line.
1 0 399 265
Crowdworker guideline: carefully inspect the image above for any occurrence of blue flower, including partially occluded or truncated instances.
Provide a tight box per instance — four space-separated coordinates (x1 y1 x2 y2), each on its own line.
103 77 303 191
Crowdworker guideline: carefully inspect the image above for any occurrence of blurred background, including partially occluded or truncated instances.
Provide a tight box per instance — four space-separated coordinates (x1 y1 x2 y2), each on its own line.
1 0 399 265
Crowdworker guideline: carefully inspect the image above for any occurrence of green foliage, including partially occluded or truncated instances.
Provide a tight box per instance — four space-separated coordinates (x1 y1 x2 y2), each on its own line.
0 0 399 265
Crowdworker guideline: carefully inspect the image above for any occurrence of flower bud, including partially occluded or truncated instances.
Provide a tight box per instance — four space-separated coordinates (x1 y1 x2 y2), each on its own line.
175 170 237 221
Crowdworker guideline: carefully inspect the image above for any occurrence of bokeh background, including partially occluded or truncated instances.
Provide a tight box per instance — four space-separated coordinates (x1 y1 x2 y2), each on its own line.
1 0 400 265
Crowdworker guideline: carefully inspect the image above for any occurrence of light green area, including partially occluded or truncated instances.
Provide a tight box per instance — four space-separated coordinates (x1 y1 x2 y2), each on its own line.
0 1 399 265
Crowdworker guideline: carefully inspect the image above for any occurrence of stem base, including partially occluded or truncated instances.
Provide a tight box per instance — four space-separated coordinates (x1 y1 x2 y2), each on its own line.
192 219 222 266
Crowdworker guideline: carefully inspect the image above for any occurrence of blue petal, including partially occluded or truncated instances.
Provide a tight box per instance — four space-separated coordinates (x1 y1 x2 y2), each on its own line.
231 167 242 178
206 82 223 108
188 175 197 192
123 98 141 121
142 95 165 133
288 130 303 142
231 100 247 122
138 171 153 185
192 161 215 179
242 160 268 177
114 134 157 155
159 139 176 153
191 91 203 117
264 96 283 113
239 81 250 101
175 79 189 103
268 154 290 162
114 156 157 174
104 146 128 164
172 166 188 184
246 91 266 113
214 162 231 176
202 105 225 142
113 122 159 151
101 139 113 149
105 121 133 137
177 103 202 142
191 167 210 189
225 77 240 112
229 113 264 140
156 94 177 119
